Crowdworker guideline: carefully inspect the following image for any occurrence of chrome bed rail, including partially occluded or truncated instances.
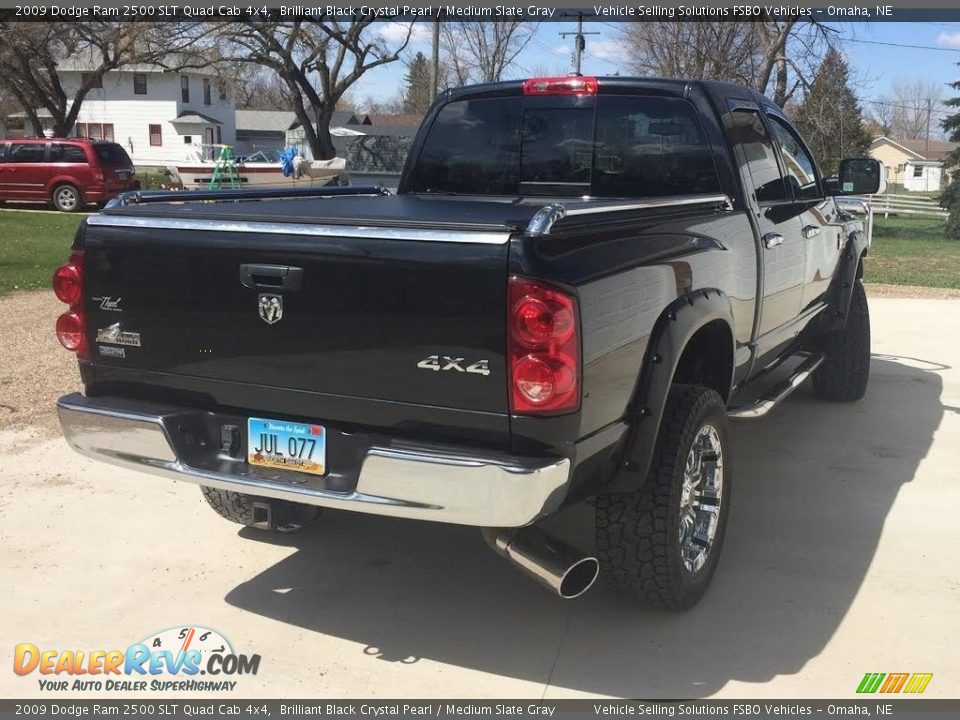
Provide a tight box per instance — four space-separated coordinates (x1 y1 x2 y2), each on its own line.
526 194 733 236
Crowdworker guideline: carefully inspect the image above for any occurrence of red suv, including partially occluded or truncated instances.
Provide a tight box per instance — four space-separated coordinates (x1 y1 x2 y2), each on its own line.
0 137 140 212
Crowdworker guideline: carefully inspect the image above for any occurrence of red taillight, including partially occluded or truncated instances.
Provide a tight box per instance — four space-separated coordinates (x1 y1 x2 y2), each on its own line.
508 276 580 414
56 311 88 359
523 76 598 96
53 251 88 360
53 252 84 306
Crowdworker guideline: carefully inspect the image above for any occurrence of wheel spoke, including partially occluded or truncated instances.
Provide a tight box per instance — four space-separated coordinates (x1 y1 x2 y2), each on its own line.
678 422 724 573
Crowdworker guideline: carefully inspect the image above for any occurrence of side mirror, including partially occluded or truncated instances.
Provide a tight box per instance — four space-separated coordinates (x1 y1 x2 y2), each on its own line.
828 157 886 196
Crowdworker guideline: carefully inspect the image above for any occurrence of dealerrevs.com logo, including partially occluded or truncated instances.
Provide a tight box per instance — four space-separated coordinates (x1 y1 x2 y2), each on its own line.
13 626 260 692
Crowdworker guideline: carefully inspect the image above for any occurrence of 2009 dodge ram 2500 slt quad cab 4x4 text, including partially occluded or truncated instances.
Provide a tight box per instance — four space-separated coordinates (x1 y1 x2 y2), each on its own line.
54 76 883 609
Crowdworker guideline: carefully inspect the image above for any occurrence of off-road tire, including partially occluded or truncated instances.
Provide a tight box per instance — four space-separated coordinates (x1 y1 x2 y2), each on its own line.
596 385 731 610
813 280 870 401
51 183 82 213
200 486 320 532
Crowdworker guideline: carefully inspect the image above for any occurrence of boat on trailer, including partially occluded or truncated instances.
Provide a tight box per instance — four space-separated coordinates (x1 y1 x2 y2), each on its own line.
168 146 348 189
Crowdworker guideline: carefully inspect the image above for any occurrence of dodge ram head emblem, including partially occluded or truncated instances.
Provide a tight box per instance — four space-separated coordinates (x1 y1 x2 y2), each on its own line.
258 294 283 325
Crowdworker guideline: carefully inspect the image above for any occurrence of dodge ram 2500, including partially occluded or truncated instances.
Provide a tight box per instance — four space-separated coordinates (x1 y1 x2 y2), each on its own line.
55 76 883 608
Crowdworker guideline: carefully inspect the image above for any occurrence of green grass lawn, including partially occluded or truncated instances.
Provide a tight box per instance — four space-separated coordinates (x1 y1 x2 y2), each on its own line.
0 211 85 295
867 216 960 288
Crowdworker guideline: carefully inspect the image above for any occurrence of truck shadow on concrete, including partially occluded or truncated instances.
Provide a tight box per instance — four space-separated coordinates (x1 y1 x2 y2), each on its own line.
225 355 945 697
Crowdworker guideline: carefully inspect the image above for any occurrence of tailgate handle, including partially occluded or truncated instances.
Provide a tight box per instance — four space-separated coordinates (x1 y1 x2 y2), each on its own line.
240 264 303 291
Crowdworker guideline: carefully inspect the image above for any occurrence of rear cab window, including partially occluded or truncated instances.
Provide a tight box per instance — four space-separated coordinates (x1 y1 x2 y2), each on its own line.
408 93 721 199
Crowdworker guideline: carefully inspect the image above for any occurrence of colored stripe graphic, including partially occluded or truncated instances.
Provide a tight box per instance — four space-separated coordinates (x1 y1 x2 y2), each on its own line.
857 672 933 694
880 673 909 693
903 673 933 694
857 673 885 693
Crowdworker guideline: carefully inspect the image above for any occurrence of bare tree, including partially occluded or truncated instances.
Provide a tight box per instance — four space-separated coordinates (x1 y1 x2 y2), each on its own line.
0 22 199 138
888 78 944 140
440 21 538 86
622 22 760 86
0 85 21 137
865 96 896 136
229 66 296 110
620 16 836 107
214 20 412 159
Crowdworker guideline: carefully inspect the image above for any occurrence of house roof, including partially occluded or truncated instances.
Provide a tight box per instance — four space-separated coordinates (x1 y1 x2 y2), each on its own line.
235 110 297 133
237 109 367 133
172 111 223 125
57 51 219 76
869 135 958 163
366 113 425 127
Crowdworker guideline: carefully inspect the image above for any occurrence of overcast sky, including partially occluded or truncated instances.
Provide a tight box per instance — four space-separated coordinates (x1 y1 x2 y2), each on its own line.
349 20 960 123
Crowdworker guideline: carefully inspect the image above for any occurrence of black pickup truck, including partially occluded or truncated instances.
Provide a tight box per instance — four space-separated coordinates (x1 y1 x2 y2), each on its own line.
54 76 882 609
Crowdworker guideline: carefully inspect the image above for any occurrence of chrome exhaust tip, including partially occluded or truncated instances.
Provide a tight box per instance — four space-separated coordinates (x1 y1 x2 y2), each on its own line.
482 526 599 600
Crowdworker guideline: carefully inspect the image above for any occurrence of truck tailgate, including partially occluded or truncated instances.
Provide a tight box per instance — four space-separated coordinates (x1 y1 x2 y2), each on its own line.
79 200 519 435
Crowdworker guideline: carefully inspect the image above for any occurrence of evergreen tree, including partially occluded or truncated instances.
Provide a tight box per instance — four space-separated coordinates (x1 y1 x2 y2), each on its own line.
940 72 960 238
792 48 871 175
403 52 432 115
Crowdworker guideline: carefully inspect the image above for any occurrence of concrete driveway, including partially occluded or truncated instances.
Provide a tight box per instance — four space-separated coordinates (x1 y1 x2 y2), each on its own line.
1 297 958 699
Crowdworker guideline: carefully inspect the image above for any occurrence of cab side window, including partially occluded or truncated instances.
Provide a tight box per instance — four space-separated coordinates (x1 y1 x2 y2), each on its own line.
8 143 46 163
767 115 821 201
729 109 786 203
50 143 88 163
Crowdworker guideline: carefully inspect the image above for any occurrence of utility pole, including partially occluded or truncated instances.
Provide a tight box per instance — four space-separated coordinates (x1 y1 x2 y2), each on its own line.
559 13 600 75
431 17 441 102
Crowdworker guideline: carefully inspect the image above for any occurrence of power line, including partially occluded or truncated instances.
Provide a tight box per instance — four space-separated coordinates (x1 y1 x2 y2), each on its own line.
843 37 960 52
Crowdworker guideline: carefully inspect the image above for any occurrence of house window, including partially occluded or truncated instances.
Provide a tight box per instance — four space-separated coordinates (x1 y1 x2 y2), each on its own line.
183 135 193 144
133 73 147 95
913 165 924 178
219 82 227 101
81 73 103 89
75 122 114 141
181 75 189 103
216 126 221 144
149 124 162 147
203 78 211 105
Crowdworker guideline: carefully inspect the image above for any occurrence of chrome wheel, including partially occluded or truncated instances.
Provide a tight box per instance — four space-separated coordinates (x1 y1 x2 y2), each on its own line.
678 423 724 573
54 186 80 212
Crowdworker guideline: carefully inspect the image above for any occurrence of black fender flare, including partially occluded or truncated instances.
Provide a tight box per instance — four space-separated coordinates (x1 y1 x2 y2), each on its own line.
604 288 736 494
827 230 869 331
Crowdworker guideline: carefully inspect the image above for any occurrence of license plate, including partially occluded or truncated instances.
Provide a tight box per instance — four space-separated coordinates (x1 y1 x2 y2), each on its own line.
116 171 129 180
247 417 326 476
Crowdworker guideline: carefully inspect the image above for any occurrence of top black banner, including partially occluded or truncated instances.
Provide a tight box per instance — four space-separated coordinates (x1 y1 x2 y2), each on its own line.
2 2 960 23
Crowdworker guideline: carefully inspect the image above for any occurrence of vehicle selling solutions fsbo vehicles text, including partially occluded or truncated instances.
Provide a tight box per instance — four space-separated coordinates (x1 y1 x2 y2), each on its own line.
592 5 815 18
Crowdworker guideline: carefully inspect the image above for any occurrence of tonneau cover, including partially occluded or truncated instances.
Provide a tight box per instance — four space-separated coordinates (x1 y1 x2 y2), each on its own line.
102 193 547 233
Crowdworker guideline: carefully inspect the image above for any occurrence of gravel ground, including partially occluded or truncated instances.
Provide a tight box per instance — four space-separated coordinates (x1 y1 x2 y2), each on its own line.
0 283 954 438
0 290 79 437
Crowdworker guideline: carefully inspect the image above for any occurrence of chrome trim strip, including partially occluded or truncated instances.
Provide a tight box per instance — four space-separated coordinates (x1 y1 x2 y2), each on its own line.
525 194 733 235
836 196 874 247
57 394 570 528
86 214 513 245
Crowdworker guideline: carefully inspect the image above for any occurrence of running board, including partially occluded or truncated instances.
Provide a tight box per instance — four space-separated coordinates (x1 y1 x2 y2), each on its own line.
728 354 824 419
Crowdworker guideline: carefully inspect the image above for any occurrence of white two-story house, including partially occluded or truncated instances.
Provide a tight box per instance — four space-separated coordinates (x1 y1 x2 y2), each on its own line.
25 57 236 168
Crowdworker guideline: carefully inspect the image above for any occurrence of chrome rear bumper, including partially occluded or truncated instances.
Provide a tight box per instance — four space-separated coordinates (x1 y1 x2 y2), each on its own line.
56 393 571 528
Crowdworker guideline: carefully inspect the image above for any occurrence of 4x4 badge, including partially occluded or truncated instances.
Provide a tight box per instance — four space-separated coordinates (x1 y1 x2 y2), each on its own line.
258 294 283 325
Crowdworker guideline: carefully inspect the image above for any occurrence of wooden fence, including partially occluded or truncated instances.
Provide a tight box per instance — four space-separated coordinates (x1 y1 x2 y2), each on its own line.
867 193 947 220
